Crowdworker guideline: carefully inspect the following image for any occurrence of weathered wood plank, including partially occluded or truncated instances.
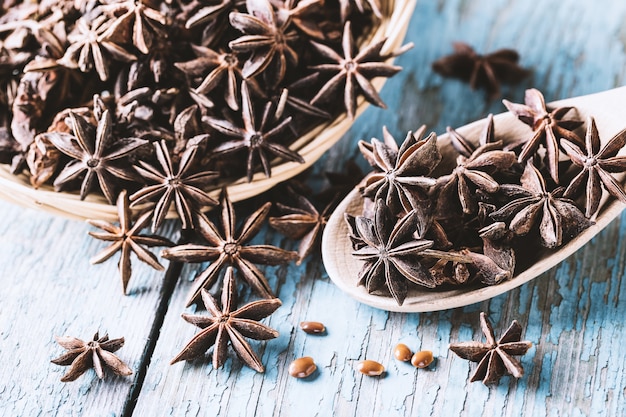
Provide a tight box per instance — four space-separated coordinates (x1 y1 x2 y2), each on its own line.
0 201 178 417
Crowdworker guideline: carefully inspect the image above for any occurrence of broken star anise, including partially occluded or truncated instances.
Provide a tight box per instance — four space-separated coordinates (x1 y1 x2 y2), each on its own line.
87 190 174 294
170 266 281 373
503 88 584 184
161 188 298 306
432 42 529 99
449 312 532 385
42 110 148 204
51 331 133 382
348 199 470 305
561 116 626 218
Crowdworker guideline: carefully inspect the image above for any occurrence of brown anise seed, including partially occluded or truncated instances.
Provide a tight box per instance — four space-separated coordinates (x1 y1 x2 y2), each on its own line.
393 343 412 362
356 360 385 376
289 357 317 378
300 321 326 334
411 350 434 369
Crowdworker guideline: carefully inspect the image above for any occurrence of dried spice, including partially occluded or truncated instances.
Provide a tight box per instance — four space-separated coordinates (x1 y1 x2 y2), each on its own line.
170 267 281 373
503 88 584 183
87 190 174 294
299 321 326 334
393 343 412 361
561 117 626 217
161 188 298 306
356 359 384 376
449 312 532 385
288 356 317 378
432 42 529 99
411 350 433 368
51 331 132 382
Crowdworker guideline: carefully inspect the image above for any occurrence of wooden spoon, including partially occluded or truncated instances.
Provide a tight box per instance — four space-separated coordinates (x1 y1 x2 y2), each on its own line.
321 87 626 312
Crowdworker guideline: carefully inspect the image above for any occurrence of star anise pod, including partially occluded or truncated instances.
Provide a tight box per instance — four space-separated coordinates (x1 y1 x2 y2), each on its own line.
338 0 382 23
161 188 299 306
51 331 133 382
42 110 148 204
561 116 626 218
348 199 470 305
203 81 304 181
310 21 409 119
87 190 174 294
130 140 219 232
269 187 335 264
490 160 590 248
436 114 517 214
502 88 584 184
100 0 168 55
432 42 529 99
229 0 299 88
57 15 136 81
184 0 242 29
271 0 326 40
358 126 440 215
449 312 532 385
170 267 281 372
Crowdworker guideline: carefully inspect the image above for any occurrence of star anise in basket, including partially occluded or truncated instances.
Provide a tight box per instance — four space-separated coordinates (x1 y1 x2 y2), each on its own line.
171 266 281 373
161 188 298 306
51 331 133 382
449 312 532 385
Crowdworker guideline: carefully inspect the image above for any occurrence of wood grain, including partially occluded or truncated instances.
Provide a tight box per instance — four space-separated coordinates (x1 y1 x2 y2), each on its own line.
2 0 626 416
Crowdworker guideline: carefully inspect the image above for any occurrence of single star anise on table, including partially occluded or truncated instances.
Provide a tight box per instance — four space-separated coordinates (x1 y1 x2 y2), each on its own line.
51 331 133 382
161 188 299 306
502 88 584 184
490 160 590 248
42 110 148 204
561 116 626 218
358 126 440 215
449 312 532 385
87 190 174 294
436 114 517 214
203 81 304 182
269 187 336 264
310 21 410 119
432 42 529 99
170 266 281 373
348 199 470 305
130 139 219 232
229 0 299 88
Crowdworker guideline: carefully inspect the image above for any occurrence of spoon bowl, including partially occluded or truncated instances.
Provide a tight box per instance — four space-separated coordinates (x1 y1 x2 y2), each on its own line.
321 87 626 312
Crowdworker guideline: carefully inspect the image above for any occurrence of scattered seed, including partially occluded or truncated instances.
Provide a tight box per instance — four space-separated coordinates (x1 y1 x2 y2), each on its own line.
411 350 434 368
300 321 326 334
393 343 413 361
289 357 317 378
356 360 385 376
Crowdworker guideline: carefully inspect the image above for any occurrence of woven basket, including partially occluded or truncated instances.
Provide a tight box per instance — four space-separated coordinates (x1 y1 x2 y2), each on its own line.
0 0 417 222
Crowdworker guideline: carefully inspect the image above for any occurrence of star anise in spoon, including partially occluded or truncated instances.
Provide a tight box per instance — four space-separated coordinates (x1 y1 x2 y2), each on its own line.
161 188 298 306
51 331 133 382
432 42 529 99
87 190 174 294
449 312 532 385
42 109 148 204
561 116 626 218
309 21 410 119
130 139 219 232
502 88 584 184
171 267 281 372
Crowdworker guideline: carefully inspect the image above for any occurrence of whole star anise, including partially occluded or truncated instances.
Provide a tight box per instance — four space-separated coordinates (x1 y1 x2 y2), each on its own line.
562 116 626 218
203 81 304 182
490 161 590 248
170 266 281 372
502 88 584 184
310 21 409 119
358 126 440 215
87 190 174 294
348 199 470 305
130 140 219 232
436 114 517 214
432 42 529 99
51 331 133 382
42 110 148 204
161 188 299 306
449 312 532 385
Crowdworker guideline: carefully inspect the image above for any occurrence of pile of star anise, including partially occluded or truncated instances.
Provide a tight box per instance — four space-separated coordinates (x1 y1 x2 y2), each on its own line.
0 0 408 206
347 88 626 306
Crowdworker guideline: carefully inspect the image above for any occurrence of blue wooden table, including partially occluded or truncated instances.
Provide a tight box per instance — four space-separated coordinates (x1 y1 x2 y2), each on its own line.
2 0 626 416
